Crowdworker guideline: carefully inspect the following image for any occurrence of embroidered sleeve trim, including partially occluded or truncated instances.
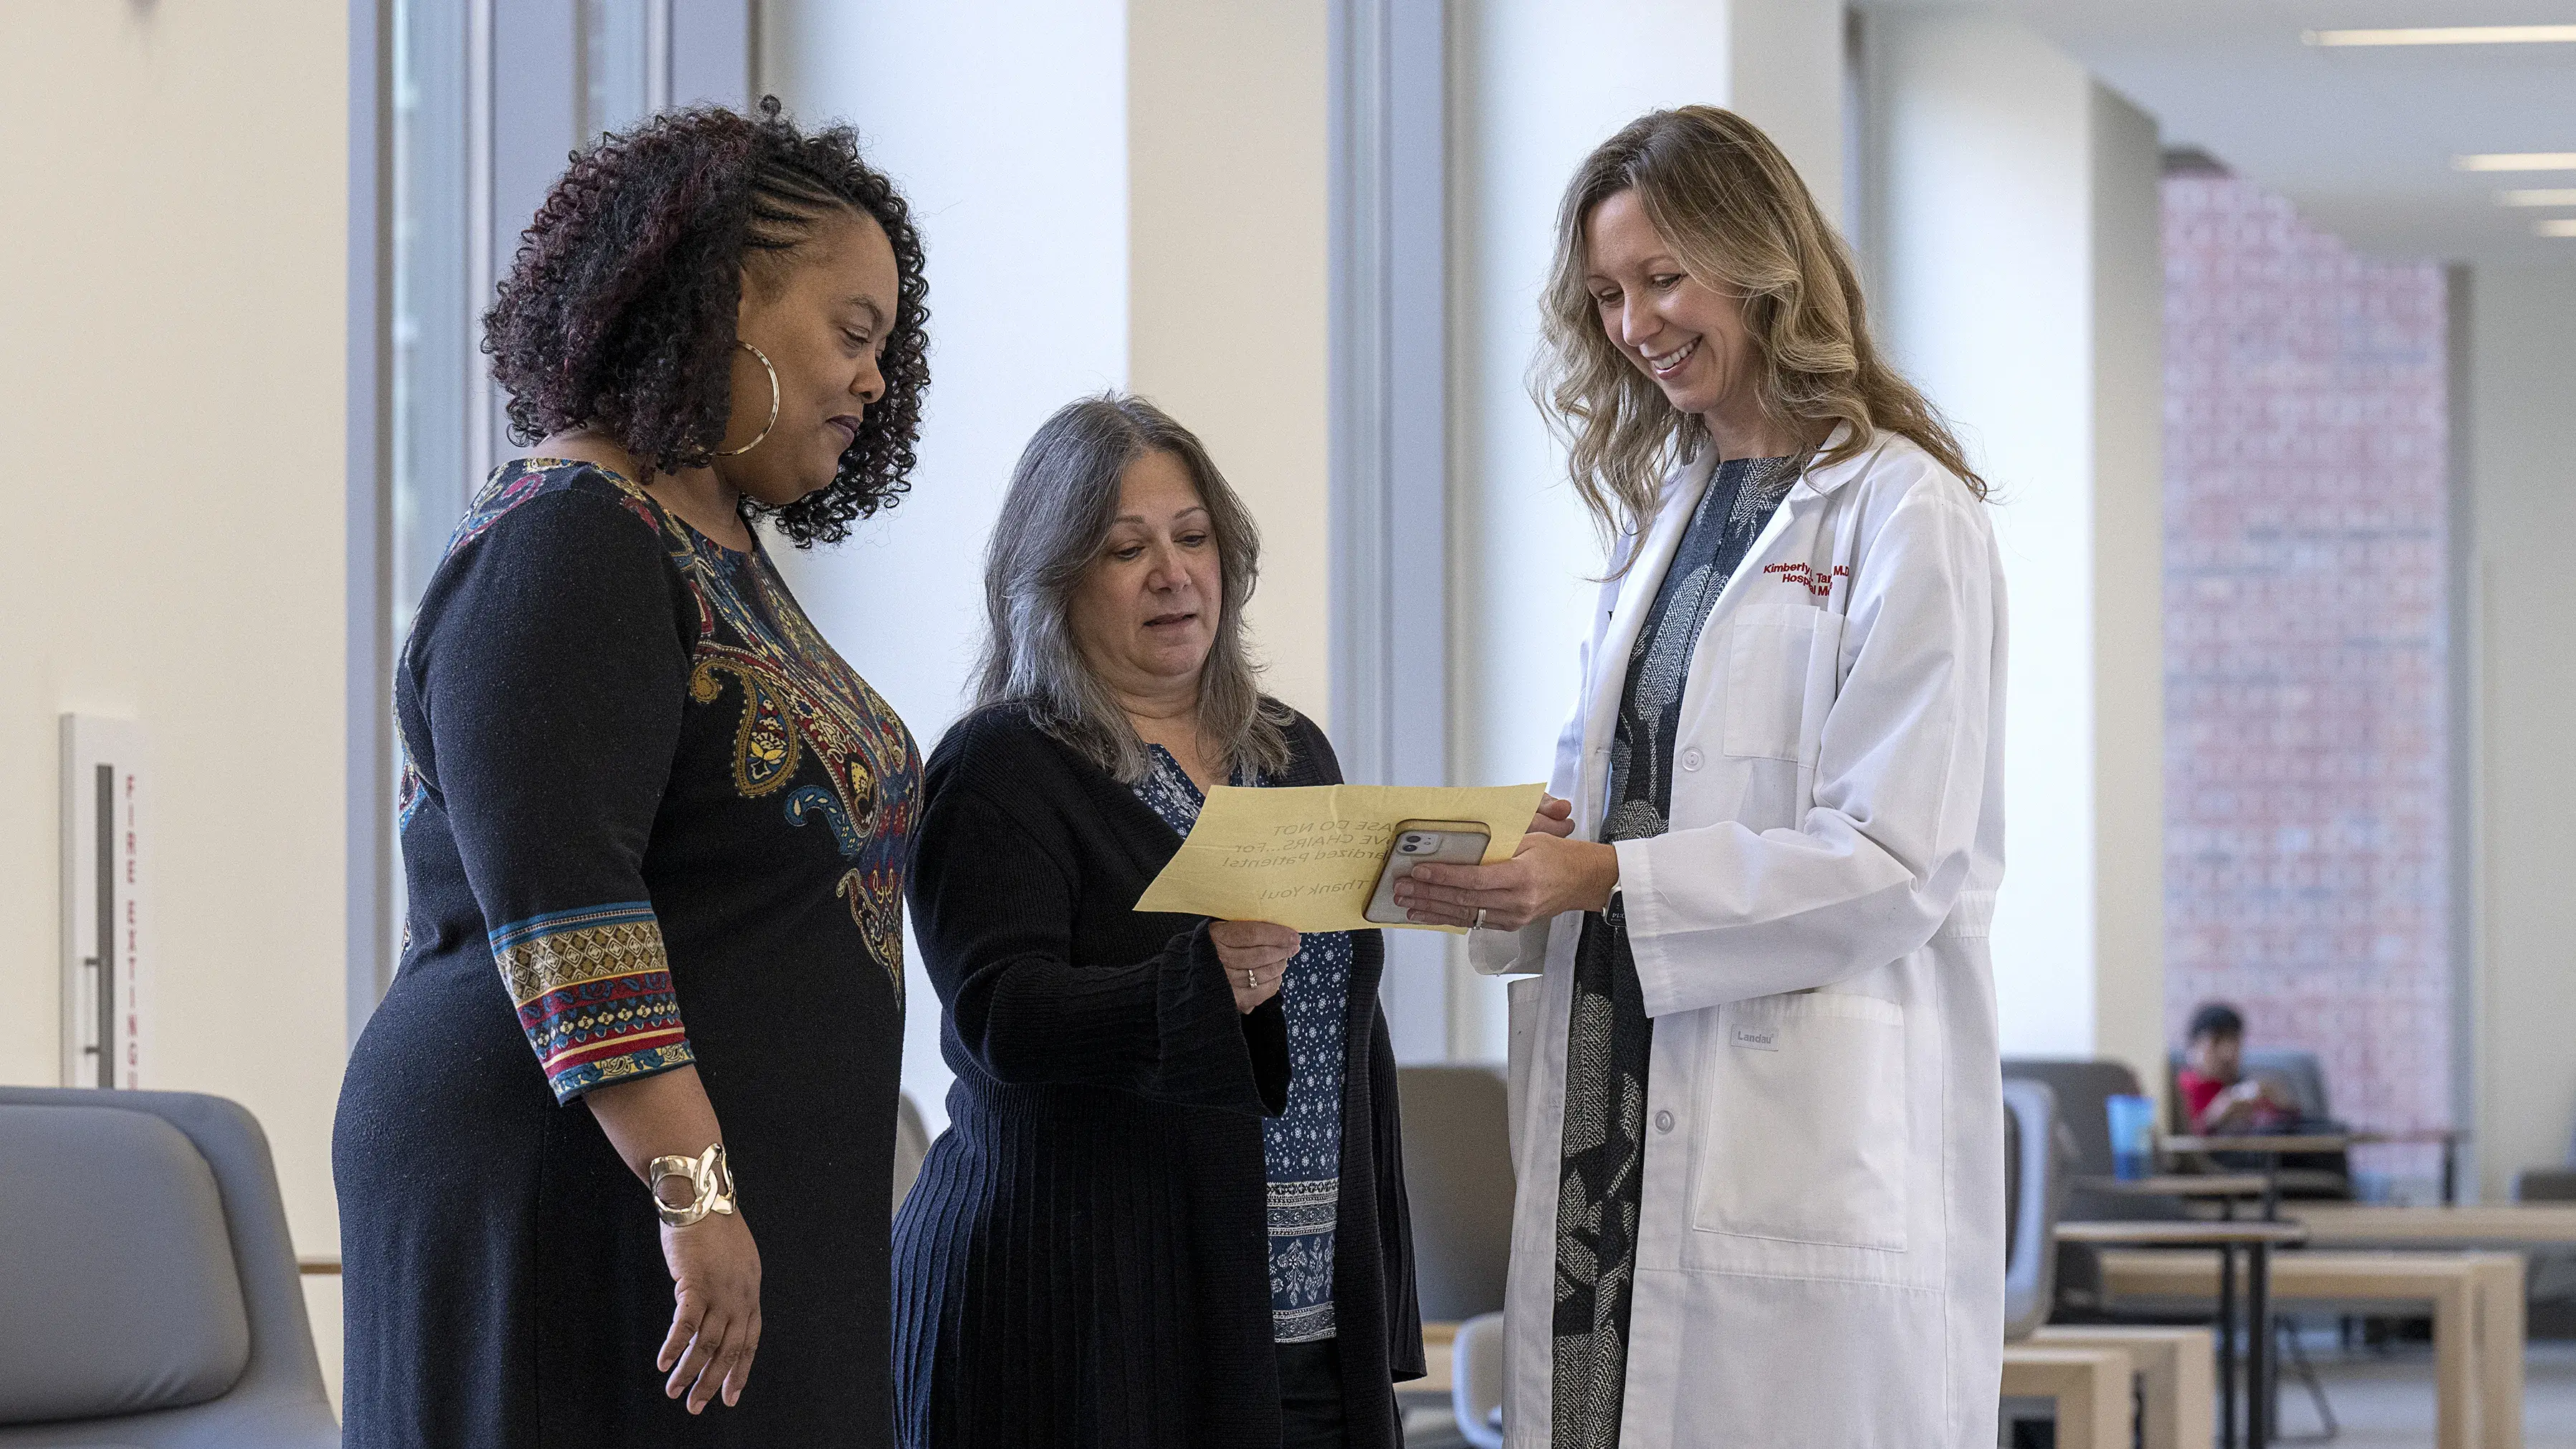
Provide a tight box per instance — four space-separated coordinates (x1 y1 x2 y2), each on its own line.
489 902 694 1103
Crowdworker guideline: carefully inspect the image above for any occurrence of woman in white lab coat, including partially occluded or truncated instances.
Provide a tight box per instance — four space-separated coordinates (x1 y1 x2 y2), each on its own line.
1394 105 2008 1448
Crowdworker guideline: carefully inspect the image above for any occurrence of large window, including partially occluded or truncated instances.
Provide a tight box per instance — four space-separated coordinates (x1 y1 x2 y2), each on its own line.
354 1 751 1020
391 0 718 637
2163 166 2456 1200
388 0 475 644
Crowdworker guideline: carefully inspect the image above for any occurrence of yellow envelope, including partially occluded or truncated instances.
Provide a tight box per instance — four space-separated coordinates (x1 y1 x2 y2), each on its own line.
1134 782 1546 932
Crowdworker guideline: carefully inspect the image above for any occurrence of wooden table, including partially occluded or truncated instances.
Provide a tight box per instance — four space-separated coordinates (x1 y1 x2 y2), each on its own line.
2059 1220 2309 1449
2165 1134 2353 1156
2029 1326 2216 1449
2289 1202 2576 1247
2164 1134 2353 1216
2100 1249 2524 1449
2170 1129 2470 1199
2001 1344 2131 1449
2075 1173 2270 1213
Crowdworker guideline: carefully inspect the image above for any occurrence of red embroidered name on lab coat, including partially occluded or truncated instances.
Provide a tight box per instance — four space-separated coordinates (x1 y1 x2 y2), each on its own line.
1763 561 1849 597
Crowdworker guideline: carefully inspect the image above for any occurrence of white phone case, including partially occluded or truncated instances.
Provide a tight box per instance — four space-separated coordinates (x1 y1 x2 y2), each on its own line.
1362 819 1492 926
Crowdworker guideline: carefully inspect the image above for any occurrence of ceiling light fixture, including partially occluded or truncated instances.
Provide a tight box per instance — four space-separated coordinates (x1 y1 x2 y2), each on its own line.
2539 219 2576 237
2304 24 2576 46
2456 153 2576 171
2498 188 2576 206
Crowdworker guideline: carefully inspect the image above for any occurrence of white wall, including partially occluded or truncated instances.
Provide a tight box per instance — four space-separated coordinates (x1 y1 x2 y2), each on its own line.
764 0 1335 1127
2086 84 2169 1098
1129 0 1333 724
762 0 1131 1135
0 0 350 1404
1450 0 1848 1059
2465 264 2576 1198
1857 9 2165 1083
1728 0 1849 228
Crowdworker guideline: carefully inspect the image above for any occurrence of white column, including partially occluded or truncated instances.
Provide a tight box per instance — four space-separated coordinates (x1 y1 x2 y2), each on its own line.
2463 263 2576 1200
1128 0 1334 724
1451 0 1847 1061
762 0 1132 1132
766 0 1346 1112
1854 9 2165 1084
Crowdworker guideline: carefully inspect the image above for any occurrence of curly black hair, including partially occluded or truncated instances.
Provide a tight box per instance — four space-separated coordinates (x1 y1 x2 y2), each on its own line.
483 97 928 545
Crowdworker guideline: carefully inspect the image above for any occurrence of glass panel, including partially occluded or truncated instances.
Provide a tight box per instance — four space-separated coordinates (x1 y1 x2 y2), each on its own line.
390 0 474 641
584 0 666 143
392 0 664 644
2162 171 2453 1202
381 0 670 982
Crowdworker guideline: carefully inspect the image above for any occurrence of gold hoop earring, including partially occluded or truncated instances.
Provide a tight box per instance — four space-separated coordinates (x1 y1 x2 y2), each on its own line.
715 340 780 457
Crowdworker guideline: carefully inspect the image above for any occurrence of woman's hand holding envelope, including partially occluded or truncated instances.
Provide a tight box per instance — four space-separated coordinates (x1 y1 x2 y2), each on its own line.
1210 919 1297 1013
1391 793 1616 932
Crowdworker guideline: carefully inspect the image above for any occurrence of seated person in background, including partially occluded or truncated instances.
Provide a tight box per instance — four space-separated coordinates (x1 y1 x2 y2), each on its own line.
2176 1001 2300 1134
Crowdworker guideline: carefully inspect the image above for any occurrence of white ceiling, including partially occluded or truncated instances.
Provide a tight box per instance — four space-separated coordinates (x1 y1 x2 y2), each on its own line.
1870 0 2576 265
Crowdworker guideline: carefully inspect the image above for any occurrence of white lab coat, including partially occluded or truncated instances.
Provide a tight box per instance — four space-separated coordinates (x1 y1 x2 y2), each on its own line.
1472 429 2007 1448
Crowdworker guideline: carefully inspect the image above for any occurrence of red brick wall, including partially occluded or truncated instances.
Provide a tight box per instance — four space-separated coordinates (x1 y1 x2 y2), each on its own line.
2162 173 2452 1194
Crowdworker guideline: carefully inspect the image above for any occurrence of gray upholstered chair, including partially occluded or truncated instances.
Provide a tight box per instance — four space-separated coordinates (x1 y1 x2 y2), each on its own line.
2517 1119 2576 1337
2519 1165 2576 1202
2241 1048 2332 1124
2002 1058 2185 1225
892 1091 932 1216
1396 1065 1514 1324
1449 1311 1506 1449
0 1086 337 1448
2512 1113 2576 1203
1392 1066 1513 1449
2003 1056 2191 1326
2001 1077 2068 1342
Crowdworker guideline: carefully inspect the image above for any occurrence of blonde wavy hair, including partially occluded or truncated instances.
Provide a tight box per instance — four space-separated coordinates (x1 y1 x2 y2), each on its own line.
1537 105 1984 555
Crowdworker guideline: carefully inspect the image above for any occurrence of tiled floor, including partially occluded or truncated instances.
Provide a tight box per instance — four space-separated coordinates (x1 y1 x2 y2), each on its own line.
2269 1337 2576 1448
1405 1339 2576 1448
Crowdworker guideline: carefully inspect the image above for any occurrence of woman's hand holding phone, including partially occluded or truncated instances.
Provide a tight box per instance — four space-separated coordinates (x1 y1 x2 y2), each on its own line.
1211 919 1298 1013
1392 794 1616 932
1528 794 1576 839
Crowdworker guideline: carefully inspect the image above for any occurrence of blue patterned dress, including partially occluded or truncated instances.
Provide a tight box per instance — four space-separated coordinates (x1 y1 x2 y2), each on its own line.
1131 745 1356 1343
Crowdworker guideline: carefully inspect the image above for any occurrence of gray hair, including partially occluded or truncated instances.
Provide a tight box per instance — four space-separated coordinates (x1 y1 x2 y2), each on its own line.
974 393 1292 783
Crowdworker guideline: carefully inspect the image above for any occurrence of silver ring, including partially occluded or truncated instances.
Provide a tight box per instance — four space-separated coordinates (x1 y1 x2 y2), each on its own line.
1473 908 1488 931
1243 968 1256 990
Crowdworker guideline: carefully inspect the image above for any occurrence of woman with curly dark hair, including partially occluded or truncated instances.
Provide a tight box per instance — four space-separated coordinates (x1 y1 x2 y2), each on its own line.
334 99 929 1448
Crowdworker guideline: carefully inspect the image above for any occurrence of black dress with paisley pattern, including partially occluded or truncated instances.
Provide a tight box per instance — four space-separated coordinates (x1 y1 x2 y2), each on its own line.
335 459 919 1448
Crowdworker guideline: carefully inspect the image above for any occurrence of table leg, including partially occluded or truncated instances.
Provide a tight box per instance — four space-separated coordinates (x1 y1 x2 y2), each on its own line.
2472 1256 2525 1449
2434 1269 2473 1449
2219 1243 2239 1449
2247 1242 2271 1449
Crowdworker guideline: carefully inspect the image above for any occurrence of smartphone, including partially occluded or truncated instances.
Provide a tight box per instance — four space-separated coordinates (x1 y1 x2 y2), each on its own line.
1363 820 1493 926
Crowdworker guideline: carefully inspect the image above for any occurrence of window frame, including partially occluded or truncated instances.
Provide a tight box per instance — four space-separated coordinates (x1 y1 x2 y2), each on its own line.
347 0 752 1041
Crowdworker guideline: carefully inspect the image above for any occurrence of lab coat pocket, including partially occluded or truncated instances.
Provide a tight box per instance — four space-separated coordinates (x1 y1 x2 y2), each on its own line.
1505 975 1541 1170
1720 610 1836 763
1691 991 1910 1251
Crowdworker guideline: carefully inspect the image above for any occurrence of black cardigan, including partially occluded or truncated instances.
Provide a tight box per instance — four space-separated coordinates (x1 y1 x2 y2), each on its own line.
891 702 1422 1448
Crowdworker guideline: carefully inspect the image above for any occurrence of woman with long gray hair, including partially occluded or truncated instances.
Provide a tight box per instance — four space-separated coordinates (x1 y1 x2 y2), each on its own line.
891 394 1422 1448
